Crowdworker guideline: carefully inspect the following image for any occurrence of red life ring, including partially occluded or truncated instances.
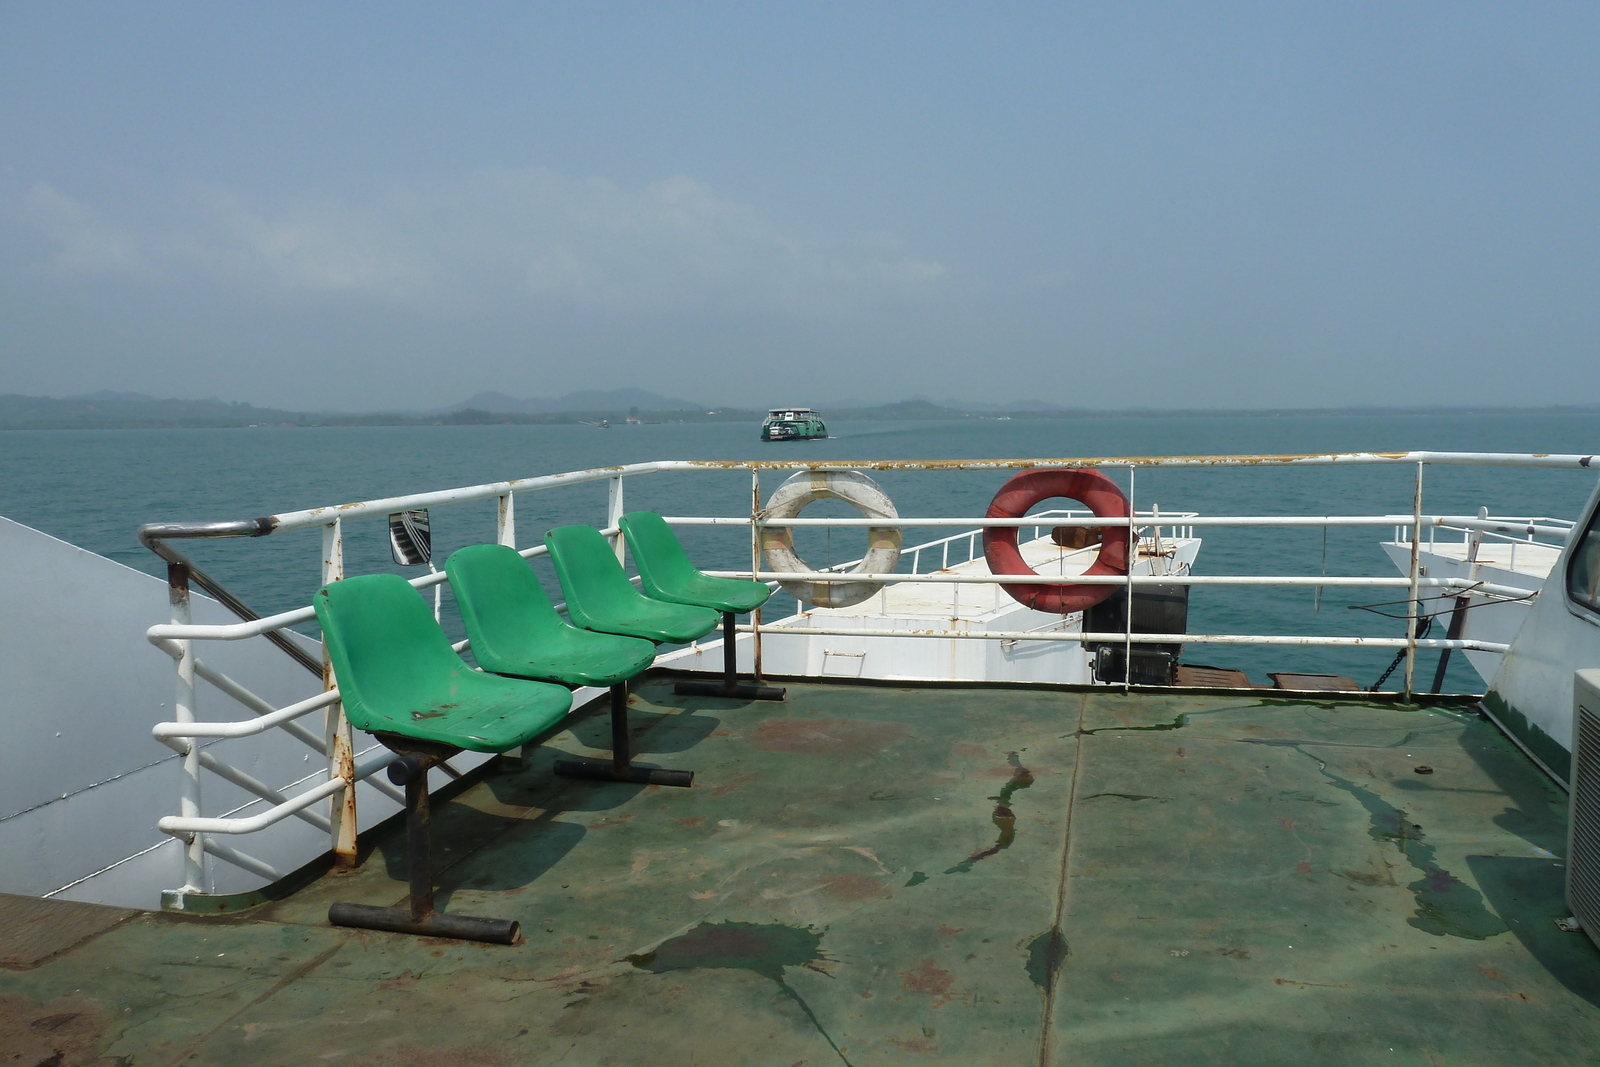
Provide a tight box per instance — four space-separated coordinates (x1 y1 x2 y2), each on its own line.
982 469 1131 614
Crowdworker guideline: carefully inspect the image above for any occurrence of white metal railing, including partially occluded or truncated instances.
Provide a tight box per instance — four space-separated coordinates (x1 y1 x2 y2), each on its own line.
710 569 1531 596
138 450 1595 899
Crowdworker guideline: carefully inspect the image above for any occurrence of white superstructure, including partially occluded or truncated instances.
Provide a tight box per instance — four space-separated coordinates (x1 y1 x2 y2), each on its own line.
669 520 1200 684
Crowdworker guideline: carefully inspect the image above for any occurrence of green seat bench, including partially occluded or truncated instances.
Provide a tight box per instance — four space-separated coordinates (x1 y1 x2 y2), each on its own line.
619 510 785 701
543 524 721 784
444 542 686 786
315 572 573 944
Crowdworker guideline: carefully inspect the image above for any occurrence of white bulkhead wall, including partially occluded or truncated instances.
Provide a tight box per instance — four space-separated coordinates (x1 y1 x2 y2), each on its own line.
0 516 441 907
1485 475 1600 787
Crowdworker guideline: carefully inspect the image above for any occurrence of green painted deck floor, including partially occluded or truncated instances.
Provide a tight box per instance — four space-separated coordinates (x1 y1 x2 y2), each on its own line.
5 681 1600 1065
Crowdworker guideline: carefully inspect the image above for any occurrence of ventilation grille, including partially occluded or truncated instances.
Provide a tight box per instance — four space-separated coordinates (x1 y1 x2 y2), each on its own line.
1570 700 1600 946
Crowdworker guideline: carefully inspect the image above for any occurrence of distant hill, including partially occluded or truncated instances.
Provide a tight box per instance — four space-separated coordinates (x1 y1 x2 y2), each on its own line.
0 390 754 430
445 388 706 414
0 393 305 429
811 396 1069 415
937 398 1068 412
65 390 165 403
832 399 965 420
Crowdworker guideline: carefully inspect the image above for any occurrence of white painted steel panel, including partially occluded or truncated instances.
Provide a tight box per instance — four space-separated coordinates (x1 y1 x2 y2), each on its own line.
0 516 488 907
1485 477 1600 785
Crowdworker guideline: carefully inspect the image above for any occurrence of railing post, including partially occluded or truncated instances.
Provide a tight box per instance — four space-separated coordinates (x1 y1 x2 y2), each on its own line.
497 492 516 548
1124 465 1136 693
322 518 358 867
1403 462 1424 702
169 561 207 898
1151 503 1164 574
751 470 763 681
607 476 626 564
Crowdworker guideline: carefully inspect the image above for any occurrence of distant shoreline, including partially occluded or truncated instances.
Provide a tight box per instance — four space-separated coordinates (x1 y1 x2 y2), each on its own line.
2 398 1598 432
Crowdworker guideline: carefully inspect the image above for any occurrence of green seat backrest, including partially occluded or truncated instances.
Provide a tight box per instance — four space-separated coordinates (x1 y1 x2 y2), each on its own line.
445 543 564 668
618 511 701 600
619 510 771 614
314 573 484 734
545 524 647 631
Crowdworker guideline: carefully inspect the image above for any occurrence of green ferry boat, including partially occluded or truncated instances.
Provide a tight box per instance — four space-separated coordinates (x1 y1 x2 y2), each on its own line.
760 406 827 441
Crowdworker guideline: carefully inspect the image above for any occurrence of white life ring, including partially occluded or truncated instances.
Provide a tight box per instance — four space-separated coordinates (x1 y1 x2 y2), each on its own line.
760 470 902 608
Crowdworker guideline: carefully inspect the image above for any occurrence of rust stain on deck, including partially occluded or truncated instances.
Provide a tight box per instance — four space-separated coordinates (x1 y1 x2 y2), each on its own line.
899 959 955 1007
749 718 910 757
713 773 758 796
816 874 893 902
348 1044 521 1067
0 992 112 1067
887 1035 940 1053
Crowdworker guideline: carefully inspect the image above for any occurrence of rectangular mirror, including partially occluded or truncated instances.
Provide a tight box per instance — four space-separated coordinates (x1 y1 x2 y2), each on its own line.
388 509 432 566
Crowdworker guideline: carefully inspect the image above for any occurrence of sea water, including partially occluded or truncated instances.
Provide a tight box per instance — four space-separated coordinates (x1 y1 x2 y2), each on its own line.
2 411 1597 690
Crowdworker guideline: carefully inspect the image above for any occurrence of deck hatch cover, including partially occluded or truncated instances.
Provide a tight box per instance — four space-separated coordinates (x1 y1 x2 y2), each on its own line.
1569 699 1600 948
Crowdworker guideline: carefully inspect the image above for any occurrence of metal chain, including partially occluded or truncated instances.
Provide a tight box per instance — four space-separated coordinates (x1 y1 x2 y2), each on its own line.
1369 615 1433 691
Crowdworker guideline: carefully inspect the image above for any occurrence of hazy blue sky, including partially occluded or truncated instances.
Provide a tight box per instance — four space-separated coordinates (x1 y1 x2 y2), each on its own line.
2 3 1596 410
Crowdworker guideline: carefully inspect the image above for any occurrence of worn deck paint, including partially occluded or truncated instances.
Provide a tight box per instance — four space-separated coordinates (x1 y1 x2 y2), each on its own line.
3 682 1598 1065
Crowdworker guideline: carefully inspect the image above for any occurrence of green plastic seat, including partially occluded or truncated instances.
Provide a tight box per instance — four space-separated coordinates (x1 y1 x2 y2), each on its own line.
619 511 772 613
616 511 784 702
544 525 719 644
446 543 656 687
315 573 573 753
315 572 574 945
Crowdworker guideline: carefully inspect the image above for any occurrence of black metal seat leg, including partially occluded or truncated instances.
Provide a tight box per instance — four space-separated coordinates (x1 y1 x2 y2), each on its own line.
674 611 786 701
329 753 520 944
556 683 694 787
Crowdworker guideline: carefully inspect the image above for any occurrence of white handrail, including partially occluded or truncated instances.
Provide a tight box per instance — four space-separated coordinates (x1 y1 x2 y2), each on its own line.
148 604 316 642
146 573 1532 644
153 689 340 739
149 638 330 756
149 451 1595 544
705 571 1533 598
158 751 397 835
268 463 685 533
146 528 613 643
160 776 345 835
743 622 1511 653
671 514 1572 536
